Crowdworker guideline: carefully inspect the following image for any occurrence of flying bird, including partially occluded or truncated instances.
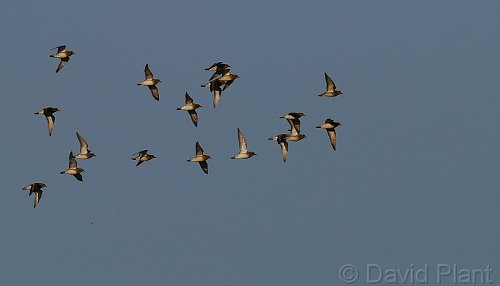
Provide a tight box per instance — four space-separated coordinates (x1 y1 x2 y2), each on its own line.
201 78 223 108
137 64 161 101
49 45 75 73
316 118 341 150
177 92 202 127
319 72 342 97
231 128 257 160
60 151 85 181
271 134 288 162
35 107 59 136
75 132 96 159
187 142 212 174
22 183 47 208
131 150 156 166
205 61 231 80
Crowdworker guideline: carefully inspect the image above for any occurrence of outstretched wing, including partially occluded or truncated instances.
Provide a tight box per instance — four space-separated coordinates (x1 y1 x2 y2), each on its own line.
286 119 301 135
327 129 337 151
199 161 209 174
195 142 204 156
149 85 159 101
237 128 248 152
46 114 55 136
144 64 153 80
188 110 198 127
56 57 69 73
76 132 89 154
68 151 77 169
325 72 336 91
185 92 193 104
280 141 288 162
33 190 43 208
73 173 83 182
51 45 66 53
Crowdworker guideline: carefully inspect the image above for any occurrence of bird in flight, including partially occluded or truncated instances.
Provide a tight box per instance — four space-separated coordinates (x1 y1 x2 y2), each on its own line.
187 142 212 174
177 92 202 127
22 183 47 208
319 72 342 97
49 45 75 73
231 128 257 160
137 64 161 101
131 150 156 166
60 151 85 181
316 118 341 150
75 132 96 159
35 107 59 136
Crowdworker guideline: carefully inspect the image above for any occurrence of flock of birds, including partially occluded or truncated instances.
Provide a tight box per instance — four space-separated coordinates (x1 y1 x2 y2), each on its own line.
21 45 344 208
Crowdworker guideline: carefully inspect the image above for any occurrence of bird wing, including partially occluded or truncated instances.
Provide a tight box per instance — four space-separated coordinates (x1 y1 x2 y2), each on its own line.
74 173 83 181
213 88 221 108
185 92 193 104
287 119 301 135
209 72 220 81
327 129 337 151
34 190 42 208
56 57 69 73
222 80 235 91
280 141 288 162
195 142 204 156
46 114 55 136
76 132 89 154
205 62 221 71
149 85 159 101
144 64 153 80
188 110 198 127
51 45 66 53
132 150 149 157
68 151 78 169
237 128 248 152
325 72 336 91
199 161 209 174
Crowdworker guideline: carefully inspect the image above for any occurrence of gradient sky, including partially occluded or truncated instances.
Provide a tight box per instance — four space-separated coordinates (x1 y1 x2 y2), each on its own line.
1 1 499 285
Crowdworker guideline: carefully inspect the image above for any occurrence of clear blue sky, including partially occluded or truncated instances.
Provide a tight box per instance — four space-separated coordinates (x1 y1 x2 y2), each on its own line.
1 1 499 285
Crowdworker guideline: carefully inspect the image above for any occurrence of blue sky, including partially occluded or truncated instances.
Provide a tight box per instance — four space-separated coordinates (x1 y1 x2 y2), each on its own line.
1 1 499 285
